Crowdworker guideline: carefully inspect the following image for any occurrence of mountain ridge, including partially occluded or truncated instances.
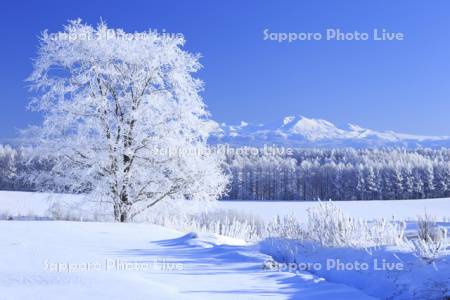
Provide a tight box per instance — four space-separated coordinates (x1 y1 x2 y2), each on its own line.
210 115 450 148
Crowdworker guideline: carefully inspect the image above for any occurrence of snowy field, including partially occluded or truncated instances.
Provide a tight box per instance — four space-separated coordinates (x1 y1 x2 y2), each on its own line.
0 191 82 219
1 190 449 222
0 221 376 300
1 191 450 299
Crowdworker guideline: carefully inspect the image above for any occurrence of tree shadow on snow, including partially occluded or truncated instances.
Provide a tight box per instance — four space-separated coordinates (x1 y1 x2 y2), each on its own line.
112 232 309 299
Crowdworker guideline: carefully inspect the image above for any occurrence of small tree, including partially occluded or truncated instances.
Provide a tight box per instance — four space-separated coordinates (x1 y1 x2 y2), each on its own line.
26 20 228 222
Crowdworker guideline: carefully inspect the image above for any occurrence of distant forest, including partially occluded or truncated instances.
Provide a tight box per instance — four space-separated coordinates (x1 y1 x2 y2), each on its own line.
2 144 450 200
224 147 450 200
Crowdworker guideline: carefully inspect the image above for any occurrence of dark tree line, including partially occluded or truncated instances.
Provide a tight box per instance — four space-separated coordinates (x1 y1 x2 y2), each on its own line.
223 147 450 200
2 144 450 200
0 145 31 191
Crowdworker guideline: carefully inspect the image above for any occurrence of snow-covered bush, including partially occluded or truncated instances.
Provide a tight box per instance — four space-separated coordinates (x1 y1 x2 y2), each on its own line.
267 215 304 239
412 213 448 261
417 213 444 243
305 201 355 246
185 209 267 241
139 200 409 247
367 218 406 246
47 201 96 221
44 195 113 222
0 210 13 220
141 203 266 241
304 201 406 248
144 200 408 247
258 205 448 299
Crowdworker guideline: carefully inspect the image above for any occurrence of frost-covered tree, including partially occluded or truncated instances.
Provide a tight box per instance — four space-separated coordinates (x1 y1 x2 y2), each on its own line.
26 20 228 222
5 141 450 201
222 147 450 201
0 145 16 189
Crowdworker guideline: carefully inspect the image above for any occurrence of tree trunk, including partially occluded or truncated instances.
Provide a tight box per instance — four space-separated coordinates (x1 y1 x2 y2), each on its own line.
114 199 129 223
113 203 120 222
118 191 130 222
120 211 128 223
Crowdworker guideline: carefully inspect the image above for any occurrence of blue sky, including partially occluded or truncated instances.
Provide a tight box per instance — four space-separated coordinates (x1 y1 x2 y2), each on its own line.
1 0 450 139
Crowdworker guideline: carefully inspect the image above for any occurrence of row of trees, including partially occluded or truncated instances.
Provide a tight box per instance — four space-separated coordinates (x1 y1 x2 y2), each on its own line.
3 145 450 201
224 148 450 200
0 145 50 191
0 145 29 191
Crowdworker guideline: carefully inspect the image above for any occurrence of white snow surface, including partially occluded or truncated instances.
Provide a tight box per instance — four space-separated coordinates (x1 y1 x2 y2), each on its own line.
0 221 376 300
1 191 450 299
1 191 449 222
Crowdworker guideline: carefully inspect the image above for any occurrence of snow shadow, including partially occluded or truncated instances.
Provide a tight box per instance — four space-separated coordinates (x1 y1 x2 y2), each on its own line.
113 233 376 300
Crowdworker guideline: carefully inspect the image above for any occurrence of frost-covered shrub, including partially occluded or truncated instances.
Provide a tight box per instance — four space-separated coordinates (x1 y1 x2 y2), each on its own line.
417 213 444 243
47 202 89 221
185 209 267 241
367 218 406 246
0 210 12 220
267 215 304 239
143 206 266 241
413 213 448 261
305 201 354 246
144 200 408 247
304 201 406 248
45 198 112 222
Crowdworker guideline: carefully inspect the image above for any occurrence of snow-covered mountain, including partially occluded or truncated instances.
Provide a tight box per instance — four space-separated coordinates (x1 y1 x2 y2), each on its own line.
210 115 450 148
